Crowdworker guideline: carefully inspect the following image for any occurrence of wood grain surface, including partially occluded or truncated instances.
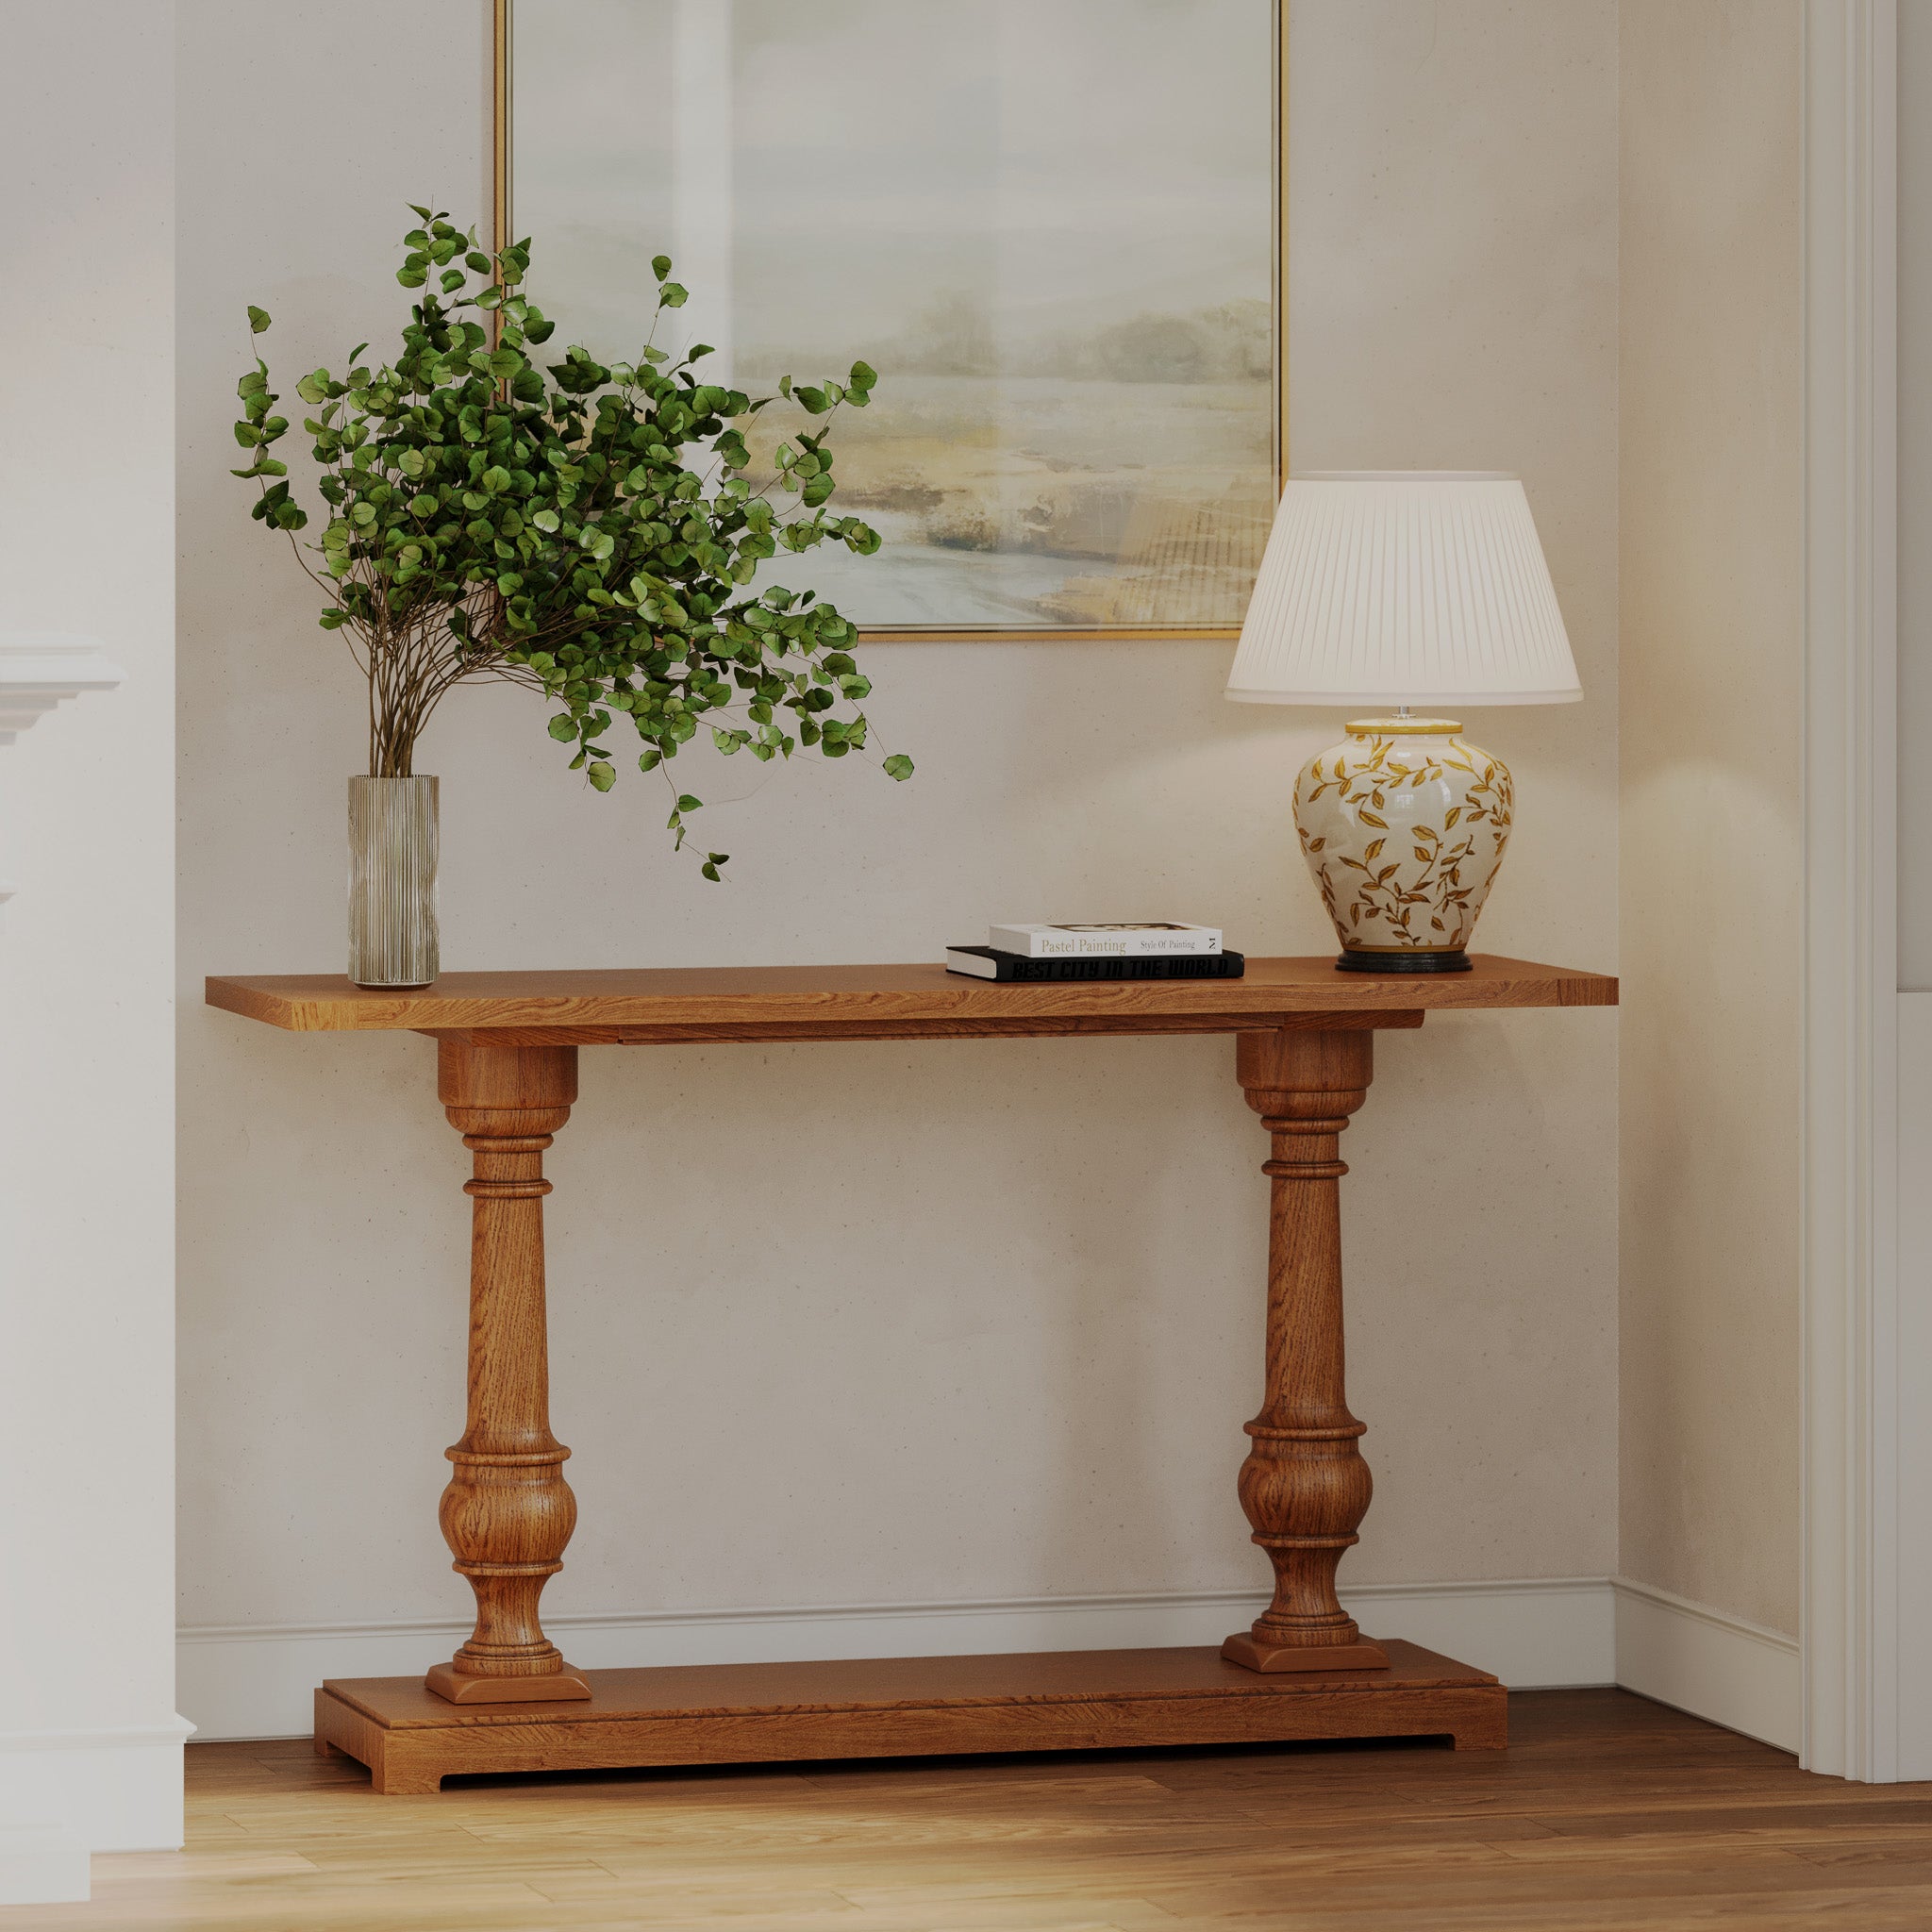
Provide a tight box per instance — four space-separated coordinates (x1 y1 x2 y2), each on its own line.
205 954 1616 1042
427 1041 590 1705
58 1690 1932 1930
313 1642 1503 1794
1223 1029 1386 1673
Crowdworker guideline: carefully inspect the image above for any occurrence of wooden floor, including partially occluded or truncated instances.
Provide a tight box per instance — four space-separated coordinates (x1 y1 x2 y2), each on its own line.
39 1690 1932 1930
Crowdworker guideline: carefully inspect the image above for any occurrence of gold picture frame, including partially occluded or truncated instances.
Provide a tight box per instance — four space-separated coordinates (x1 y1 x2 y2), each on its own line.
495 0 1283 643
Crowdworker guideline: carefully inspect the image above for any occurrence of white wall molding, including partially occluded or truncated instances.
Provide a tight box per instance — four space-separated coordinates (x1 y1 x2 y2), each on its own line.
1612 1578 1802 1754
179 1578 1617 1742
1801 0 1903 1782
0 633 126 902
0 634 125 744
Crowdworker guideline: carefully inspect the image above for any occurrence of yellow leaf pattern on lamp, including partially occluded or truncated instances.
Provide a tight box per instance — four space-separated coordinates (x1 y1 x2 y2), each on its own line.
1292 720 1513 961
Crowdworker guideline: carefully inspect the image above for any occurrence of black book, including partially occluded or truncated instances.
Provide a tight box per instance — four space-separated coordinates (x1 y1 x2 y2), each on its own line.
944 946 1247 983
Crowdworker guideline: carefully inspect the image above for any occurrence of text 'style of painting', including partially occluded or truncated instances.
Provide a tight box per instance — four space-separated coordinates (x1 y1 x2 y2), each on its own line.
508 0 1279 635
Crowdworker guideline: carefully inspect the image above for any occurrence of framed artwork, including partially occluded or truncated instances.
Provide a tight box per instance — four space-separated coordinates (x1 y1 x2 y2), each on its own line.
498 1 1281 641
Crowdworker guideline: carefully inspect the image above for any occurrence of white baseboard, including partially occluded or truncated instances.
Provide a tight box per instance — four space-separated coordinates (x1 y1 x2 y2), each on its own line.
177 1578 1810 1762
175 1579 1809 1760
1355 1576 1615 1687
0 1721 194 1867
1611 1576 1802 1752
178 1576 1617 1742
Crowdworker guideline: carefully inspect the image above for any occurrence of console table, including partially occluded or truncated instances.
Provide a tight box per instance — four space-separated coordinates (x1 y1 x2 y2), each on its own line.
207 954 1614 1793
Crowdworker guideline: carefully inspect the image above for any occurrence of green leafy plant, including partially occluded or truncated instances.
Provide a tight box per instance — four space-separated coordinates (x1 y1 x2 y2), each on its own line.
234 208 910 879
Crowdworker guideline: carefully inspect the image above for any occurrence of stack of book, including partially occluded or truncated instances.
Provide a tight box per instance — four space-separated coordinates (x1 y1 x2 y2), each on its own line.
945 923 1244 982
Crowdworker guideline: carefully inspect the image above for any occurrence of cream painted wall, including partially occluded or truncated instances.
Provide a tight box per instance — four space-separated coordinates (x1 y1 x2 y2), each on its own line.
1 0 183 1857
176 0 1618 1715
1617 0 1804 1635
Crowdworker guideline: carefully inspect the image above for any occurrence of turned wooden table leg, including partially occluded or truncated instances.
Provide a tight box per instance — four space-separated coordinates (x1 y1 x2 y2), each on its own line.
1223 1026 1391 1674
424 1040 591 1705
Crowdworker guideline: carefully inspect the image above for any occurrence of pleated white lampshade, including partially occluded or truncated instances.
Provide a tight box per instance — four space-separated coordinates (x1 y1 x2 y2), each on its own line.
1225 473 1581 708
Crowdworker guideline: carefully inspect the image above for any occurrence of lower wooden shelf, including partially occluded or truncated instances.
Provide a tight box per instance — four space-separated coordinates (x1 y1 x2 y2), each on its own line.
313 1640 1506 1793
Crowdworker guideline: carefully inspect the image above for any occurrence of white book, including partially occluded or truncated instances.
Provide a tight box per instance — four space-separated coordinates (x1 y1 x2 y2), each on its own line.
987 922 1223 959
944 947 1005 977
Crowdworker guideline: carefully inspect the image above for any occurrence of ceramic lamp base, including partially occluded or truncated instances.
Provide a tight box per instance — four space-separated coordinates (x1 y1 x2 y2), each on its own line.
1293 718 1514 969
1334 949 1473 974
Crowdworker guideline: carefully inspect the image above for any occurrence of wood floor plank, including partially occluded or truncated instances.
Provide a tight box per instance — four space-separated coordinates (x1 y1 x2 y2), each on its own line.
58 1690 1932 1929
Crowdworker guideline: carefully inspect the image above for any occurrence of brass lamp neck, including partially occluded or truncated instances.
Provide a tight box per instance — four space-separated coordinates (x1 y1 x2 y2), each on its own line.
1344 716 1464 737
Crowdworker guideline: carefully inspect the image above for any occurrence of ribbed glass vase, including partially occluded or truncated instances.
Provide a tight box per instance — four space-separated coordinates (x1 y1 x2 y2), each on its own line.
347 775 439 988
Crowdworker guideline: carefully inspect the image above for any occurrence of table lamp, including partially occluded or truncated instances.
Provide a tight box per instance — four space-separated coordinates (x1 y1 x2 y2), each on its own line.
1226 472 1580 972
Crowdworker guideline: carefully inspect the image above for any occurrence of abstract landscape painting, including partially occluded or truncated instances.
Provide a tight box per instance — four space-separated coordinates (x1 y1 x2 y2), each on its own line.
509 0 1277 633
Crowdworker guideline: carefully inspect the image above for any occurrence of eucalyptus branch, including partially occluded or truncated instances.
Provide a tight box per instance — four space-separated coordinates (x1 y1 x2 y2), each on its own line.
231 212 909 874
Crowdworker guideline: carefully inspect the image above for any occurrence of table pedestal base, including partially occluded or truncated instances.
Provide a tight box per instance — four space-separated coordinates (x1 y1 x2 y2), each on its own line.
1219 1632 1392 1673
313 1640 1505 1793
423 1660 592 1705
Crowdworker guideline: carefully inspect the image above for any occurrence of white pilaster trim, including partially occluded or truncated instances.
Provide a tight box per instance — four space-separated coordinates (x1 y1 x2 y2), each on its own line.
1802 0 1901 1781
0 1829 90 1908
0 1719 193 1867
0 1720 194 1753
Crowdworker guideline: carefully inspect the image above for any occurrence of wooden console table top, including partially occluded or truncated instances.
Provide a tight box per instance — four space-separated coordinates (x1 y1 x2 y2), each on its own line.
206 953 1615 1045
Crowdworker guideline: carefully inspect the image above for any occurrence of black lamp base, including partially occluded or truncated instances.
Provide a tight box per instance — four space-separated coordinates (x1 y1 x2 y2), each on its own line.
1334 949 1473 974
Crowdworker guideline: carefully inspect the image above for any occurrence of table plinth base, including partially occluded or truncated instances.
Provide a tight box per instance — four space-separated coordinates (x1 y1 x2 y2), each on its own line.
424 1660 592 1705
1220 1632 1392 1673
314 1640 1505 1793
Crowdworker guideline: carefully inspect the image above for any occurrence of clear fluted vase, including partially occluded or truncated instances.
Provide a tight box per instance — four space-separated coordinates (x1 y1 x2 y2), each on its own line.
348 774 439 989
